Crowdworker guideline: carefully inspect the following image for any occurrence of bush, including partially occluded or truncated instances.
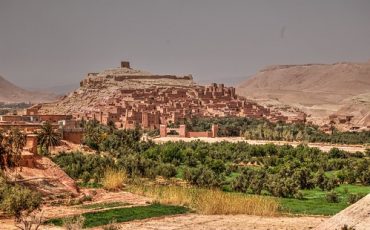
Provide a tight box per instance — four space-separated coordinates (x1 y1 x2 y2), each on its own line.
63 215 85 230
341 224 356 230
365 148 370 157
0 184 42 219
102 169 127 191
156 163 177 179
294 191 304 200
183 167 221 188
326 191 340 203
347 193 366 204
266 176 298 198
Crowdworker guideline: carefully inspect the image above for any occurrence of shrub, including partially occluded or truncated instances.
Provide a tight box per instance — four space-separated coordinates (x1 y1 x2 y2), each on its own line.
102 169 127 191
266 176 298 198
102 219 119 230
365 148 370 157
294 191 304 200
347 193 366 204
326 191 340 203
183 167 221 188
0 184 42 219
341 224 356 230
63 215 85 230
156 163 177 179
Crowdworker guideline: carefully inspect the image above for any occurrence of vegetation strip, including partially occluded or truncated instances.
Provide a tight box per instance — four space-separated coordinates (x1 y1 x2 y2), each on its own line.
46 204 189 228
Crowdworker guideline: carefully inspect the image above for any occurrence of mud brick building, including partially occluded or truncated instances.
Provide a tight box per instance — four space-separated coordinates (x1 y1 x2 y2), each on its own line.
35 61 306 131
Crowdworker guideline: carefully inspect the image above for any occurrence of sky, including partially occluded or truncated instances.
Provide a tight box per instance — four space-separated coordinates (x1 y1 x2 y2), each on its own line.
0 0 370 89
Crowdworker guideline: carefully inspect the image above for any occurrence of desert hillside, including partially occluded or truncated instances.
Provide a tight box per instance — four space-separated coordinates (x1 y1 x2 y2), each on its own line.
236 62 370 128
0 75 58 103
39 63 195 114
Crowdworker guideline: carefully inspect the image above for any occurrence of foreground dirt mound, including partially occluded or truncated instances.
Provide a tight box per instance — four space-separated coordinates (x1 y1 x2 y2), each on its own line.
315 194 370 230
7 154 79 197
236 62 370 128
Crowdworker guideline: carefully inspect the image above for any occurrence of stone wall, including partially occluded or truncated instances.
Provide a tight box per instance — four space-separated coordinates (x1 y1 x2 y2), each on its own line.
61 129 84 144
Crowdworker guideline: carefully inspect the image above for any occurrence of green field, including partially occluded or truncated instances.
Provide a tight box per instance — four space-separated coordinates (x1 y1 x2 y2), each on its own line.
47 204 189 228
280 184 370 215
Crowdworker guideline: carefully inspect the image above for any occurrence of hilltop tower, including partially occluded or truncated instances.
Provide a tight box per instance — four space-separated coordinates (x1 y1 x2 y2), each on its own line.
121 61 130 68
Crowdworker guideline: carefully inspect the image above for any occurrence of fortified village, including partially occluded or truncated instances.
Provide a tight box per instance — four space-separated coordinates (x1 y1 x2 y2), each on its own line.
0 61 307 145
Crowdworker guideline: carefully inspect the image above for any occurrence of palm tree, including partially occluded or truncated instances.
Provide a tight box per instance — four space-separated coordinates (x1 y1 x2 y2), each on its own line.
37 122 61 155
0 129 8 169
4 128 26 179
9 128 25 163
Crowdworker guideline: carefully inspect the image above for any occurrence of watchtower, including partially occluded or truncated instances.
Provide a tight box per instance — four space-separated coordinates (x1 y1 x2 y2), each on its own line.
121 61 130 68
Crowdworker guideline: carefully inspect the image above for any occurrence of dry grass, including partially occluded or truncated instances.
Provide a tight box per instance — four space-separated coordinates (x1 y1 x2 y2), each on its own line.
128 184 279 216
63 215 85 230
102 169 127 191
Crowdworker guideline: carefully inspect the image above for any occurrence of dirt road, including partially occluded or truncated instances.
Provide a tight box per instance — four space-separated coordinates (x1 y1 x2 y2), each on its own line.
118 214 327 230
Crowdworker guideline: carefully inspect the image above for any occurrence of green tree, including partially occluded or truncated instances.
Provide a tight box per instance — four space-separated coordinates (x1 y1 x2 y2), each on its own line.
37 122 61 155
6 129 26 177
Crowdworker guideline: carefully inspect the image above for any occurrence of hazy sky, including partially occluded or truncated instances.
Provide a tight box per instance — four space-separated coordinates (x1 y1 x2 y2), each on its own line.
1 0 370 89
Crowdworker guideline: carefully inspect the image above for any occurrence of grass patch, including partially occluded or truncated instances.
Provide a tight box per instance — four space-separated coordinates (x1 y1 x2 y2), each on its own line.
77 182 102 188
78 202 130 210
46 204 188 228
128 184 279 216
280 184 370 215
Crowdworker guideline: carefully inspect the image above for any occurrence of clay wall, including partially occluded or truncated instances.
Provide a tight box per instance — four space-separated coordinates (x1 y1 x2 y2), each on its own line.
24 134 38 154
187 131 212 138
37 114 72 122
62 129 84 144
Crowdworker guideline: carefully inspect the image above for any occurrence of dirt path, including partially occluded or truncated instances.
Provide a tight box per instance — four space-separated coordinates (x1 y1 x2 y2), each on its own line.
42 189 152 219
118 214 327 230
153 137 367 153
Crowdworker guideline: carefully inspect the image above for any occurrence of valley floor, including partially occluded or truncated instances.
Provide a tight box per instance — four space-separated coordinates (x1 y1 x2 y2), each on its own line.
0 214 327 230
117 214 327 230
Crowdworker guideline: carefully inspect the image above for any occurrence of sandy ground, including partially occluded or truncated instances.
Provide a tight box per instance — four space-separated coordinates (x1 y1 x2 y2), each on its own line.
41 189 152 219
117 214 327 230
153 137 367 153
0 214 327 230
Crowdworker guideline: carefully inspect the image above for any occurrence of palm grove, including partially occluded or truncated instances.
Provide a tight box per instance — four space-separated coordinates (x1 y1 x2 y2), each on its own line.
55 119 370 202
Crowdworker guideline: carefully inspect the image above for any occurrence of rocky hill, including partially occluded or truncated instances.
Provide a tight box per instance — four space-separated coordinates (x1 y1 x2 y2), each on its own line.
0 75 57 103
236 62 370 129
39 62 195 114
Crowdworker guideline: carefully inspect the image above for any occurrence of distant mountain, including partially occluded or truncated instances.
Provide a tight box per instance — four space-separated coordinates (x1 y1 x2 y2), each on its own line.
236 62 370 128
0 75 58 103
